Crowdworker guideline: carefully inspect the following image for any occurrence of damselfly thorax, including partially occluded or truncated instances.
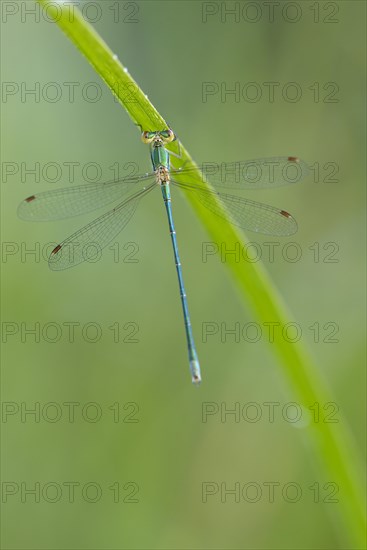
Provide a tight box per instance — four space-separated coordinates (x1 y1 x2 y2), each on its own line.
142 129 175 181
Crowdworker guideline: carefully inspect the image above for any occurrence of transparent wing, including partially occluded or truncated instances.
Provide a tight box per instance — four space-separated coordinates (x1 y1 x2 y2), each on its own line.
172 182 297 236
49 184 156 271
172 156 309 190
18 173 155 221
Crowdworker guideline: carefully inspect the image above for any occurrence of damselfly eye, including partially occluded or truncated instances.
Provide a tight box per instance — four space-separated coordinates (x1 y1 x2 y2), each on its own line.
160 129 175 143
141 131 155 144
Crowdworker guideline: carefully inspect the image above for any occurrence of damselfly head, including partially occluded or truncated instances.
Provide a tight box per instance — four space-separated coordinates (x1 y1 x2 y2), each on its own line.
141 129 176 145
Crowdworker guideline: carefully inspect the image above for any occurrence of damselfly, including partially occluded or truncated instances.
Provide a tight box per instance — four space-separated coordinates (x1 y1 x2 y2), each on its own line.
18 129 309 384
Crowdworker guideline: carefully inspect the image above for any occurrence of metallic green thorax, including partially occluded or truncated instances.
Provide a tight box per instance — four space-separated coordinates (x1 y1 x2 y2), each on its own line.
150 141 171 172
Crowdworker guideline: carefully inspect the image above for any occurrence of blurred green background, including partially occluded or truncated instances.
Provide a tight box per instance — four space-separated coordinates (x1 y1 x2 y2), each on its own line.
1 1 365 548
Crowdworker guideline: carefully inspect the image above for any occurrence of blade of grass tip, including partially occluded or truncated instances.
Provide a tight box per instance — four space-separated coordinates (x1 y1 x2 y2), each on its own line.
37 1 366 546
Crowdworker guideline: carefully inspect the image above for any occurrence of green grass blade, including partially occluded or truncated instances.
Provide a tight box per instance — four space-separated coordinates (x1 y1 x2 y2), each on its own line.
37 1 366 546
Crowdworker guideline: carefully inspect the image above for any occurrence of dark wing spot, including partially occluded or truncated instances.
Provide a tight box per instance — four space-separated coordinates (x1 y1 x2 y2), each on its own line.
280 210 291 218
25 195 36 202
287 156 299 163
51 244 62 255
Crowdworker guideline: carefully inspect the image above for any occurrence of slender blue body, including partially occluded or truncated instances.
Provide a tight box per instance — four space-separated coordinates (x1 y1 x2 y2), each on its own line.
149 134 201 383
161 183 201 383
